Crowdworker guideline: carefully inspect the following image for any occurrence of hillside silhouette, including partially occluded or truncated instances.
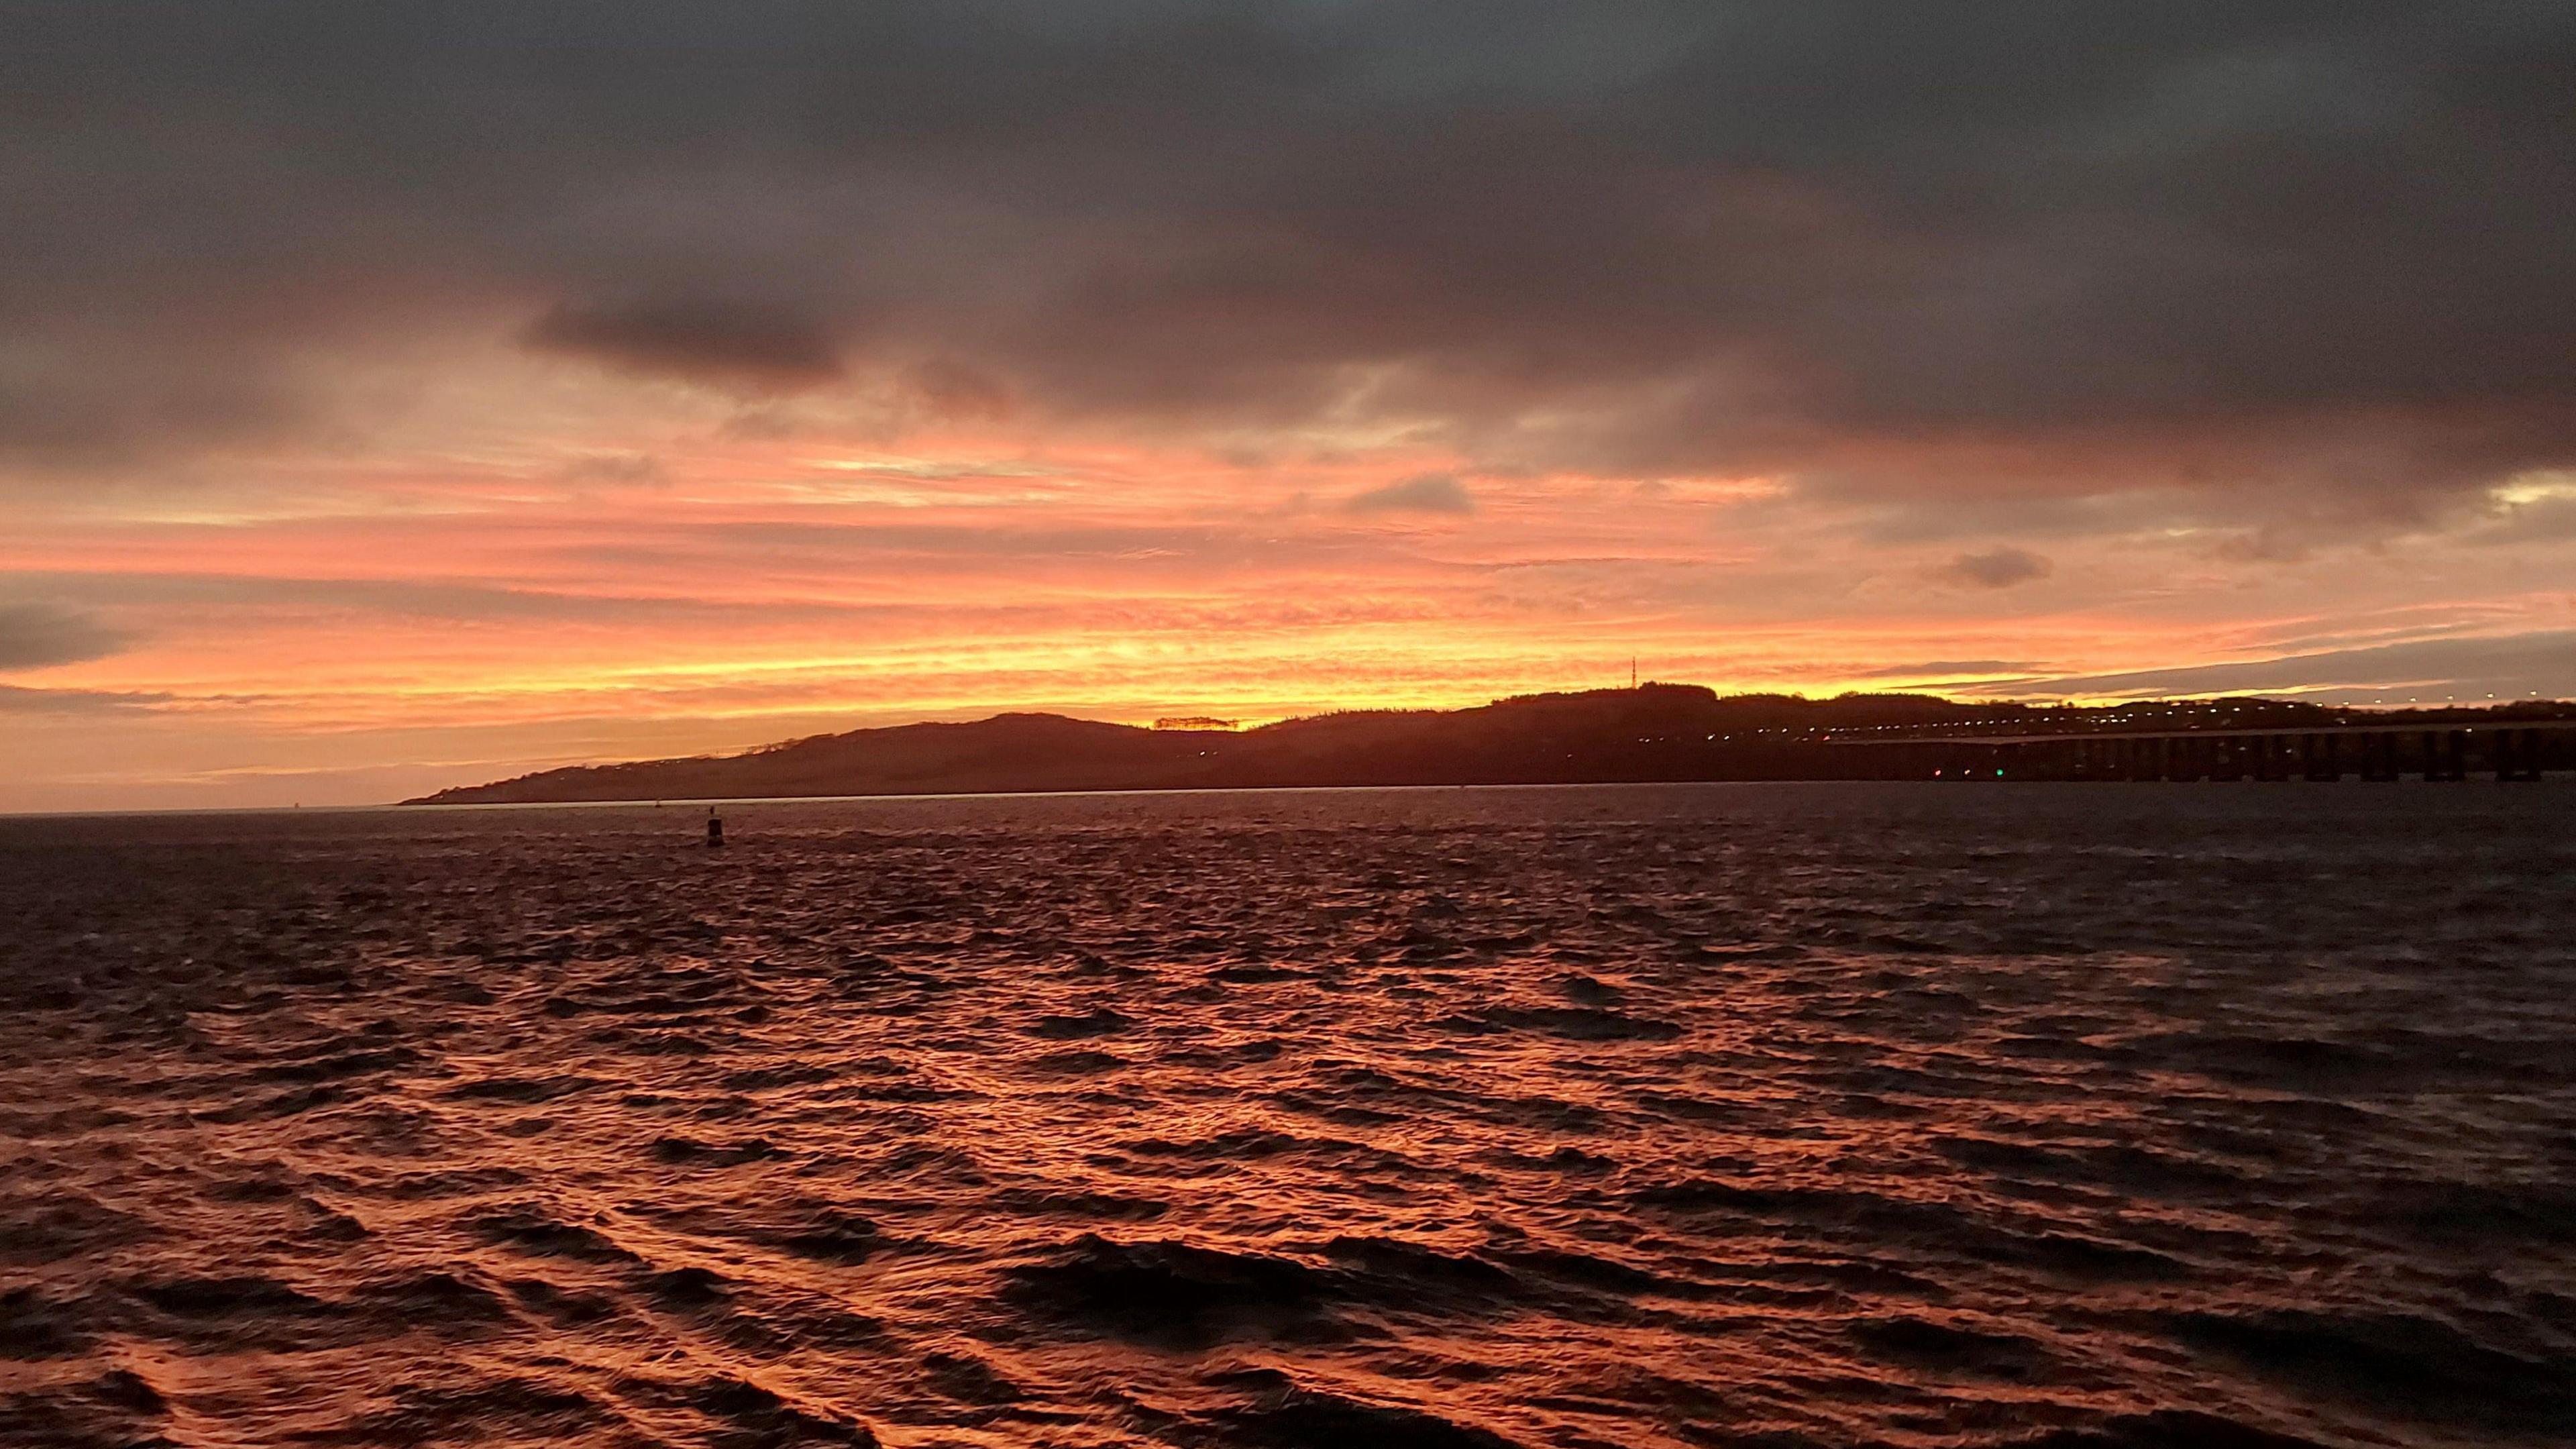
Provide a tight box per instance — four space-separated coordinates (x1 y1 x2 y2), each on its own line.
405 685 2573 804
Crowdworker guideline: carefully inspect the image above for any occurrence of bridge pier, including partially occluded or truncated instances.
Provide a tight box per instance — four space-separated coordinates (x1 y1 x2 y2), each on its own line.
2252 735 2288 782
2361 733 2400 781
2496 727 2545 782
2300 733 2339 781
2424 729 2469 782
2210 737 2246 782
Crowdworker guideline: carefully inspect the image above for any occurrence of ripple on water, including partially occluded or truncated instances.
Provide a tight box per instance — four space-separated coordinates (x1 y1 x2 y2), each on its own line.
0 784 2569 1448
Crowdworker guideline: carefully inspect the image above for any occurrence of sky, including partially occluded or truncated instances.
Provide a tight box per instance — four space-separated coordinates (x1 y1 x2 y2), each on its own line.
4 1 2574 811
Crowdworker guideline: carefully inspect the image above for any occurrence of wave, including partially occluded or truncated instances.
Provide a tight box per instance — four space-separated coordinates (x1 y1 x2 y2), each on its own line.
3 785 2570 1447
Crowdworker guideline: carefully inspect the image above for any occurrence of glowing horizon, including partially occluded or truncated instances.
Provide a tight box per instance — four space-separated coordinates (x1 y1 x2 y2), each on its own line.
6 7 2574 810
9 398 2567 812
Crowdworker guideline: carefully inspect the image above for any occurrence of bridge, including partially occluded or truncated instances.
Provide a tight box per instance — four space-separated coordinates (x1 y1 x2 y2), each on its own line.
1825 720 2573 782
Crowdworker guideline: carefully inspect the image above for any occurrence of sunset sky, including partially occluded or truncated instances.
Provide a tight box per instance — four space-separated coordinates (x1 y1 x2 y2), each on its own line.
5 2 2573 811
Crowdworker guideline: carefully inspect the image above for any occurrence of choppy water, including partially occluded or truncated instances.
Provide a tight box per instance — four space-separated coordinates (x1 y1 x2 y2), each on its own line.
3 784 2572 1449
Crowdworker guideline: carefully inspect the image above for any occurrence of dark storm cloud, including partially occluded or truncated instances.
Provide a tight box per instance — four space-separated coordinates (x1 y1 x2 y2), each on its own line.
0 603 130 671
5 1 2574 509
523 301 845 390
1939 547 2053 589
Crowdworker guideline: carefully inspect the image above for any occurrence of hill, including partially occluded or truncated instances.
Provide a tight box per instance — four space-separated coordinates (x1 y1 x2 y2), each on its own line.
407 684 2555 804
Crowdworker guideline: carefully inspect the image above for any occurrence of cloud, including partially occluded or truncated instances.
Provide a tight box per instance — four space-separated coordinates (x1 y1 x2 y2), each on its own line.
1937 547 2052 589
0 604 131 671
904 359 1016 421
1346 474 1474 515
0 343 308 470
1855 659 2041 679
557 451 667 485
523 301 846 391
1993 629 2576 703
0 684 170 714
0 1 2567 524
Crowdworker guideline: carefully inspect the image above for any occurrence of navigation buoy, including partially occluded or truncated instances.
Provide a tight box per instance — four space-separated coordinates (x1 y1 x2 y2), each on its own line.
706 808 725 848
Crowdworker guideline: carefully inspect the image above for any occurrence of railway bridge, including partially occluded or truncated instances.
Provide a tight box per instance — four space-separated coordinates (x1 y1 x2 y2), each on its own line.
1829 720 2571 782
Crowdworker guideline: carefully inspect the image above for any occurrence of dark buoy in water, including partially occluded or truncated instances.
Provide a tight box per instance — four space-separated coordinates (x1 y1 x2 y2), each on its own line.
705 808 725 848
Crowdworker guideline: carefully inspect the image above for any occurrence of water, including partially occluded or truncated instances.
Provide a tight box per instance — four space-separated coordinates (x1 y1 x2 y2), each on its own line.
2 783 2571 1449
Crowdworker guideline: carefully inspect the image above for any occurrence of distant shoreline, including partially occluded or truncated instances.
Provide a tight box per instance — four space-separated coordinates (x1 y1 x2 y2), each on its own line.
9 770 2568 824
405 684 2576 806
